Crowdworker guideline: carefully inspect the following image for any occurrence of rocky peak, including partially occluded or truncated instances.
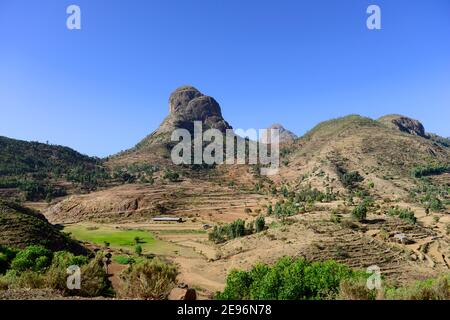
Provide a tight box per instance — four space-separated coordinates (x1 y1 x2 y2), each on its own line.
378 114 426 137
261 123 297 143
164 86 231 133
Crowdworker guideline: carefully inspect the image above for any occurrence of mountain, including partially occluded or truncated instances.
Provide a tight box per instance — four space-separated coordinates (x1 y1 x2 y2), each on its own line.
276 114 449 196
0 200 87 254
378 114 426 137
261 124 297 144
108 86 232 168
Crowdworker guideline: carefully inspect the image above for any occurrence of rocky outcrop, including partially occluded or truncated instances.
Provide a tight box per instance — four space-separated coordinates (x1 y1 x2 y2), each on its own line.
159 86 232 135
260 123 297 143
378 115 426 137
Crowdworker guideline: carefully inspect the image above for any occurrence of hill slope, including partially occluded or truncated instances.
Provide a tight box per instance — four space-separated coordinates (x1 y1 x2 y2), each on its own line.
0 136 107 201
0 201 87 254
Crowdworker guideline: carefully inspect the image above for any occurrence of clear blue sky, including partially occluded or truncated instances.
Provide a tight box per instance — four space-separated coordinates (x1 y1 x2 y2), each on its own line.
1 0 449 157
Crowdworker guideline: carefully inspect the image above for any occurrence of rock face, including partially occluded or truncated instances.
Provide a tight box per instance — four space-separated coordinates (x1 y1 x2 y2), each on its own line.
378 115 426 137
261 123 297 143
161 86 232 134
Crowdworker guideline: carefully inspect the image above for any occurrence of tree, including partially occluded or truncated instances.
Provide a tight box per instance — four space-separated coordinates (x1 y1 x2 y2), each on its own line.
135 245 143 256
255 216 265 233
352 203 367 222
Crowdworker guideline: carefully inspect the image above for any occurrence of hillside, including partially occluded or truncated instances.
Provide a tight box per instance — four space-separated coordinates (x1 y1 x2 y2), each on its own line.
0 136 108 201
0 200 87 254
276 115 449 195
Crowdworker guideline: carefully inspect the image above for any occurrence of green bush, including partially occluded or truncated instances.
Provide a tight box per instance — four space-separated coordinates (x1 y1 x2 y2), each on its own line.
0 246 17 274
411 164 450 178
77 253 113 297
135 245 143 256
10 245 53 272
340 171 364 189
384 276 449 300
44 251 89 294
352 203 367 222
255 216 266 233
118 258 178 299
209 219 258 243
163 170 180 182
387 207 417 224
216 257 367 300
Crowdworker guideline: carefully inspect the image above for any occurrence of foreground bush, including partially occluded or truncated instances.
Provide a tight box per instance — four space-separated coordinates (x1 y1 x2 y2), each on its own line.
118 258 178 299
216 257 368 300
0 247 112 297
10 245 52 272
384 276 449 300
0 246 17 274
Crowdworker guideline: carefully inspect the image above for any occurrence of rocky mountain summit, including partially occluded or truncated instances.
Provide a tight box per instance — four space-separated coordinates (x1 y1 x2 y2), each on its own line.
378 114 426 137
143 86 231 143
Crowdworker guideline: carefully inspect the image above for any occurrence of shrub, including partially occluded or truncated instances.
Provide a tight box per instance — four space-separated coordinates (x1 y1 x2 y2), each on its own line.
338 278 377 300
118 258 178 299
387 207 417 224
411 163 450 178
384 276 450 300
429 197 444 212
352 203 367 222
255 216 266 233
6 270 45 289
78 253 113 297
163 170 180 182
10 246 53 272
44 251 89 295
340 171 364 189
216 257 366 300
0 246 17 274
135 245 143 256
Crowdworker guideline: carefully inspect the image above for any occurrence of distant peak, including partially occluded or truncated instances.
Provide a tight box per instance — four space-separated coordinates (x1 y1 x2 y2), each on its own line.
261 123 297 143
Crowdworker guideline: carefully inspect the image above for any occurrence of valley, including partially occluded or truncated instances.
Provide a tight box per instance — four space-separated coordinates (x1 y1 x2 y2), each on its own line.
0 86 449 300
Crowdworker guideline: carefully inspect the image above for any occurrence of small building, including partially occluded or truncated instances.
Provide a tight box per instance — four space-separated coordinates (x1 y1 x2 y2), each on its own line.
152 216 183 223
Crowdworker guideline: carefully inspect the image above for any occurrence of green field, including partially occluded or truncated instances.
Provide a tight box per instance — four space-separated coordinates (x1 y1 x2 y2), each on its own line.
64 224 179 255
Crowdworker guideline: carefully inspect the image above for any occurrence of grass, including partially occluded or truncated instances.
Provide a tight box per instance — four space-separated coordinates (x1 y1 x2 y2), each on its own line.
64 224 177 255
155 229 206 235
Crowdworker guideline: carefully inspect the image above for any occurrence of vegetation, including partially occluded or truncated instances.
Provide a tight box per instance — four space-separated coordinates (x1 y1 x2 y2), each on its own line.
209 217 265 244
0 245 112 297
411 163 450 178
118 258 178 299
386 206 417 224
64 225 161 254
410 179 448 212
135 244 143 256
340 171 364 189
215 257 369 300
255 216 266 233
0 201 86 254
0 136 108 200
162 169 180 182
351 203 367 222
384 276 449 300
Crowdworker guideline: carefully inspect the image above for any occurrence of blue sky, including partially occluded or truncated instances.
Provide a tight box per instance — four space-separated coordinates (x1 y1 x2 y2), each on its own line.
0 0 449 157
